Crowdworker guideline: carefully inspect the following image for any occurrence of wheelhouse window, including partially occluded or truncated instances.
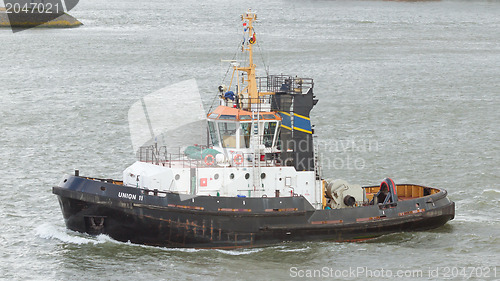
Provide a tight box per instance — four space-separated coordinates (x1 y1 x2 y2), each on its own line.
240 123 251 148
208 121 219 147
208 113 219 119
275 127 281 150
218 122 238 148
263 121 277 148
239 115 252 121
219 115 237 120
263 114 276 120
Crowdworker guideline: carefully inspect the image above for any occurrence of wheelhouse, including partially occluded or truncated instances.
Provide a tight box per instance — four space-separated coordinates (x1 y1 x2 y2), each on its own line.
207 106 281 153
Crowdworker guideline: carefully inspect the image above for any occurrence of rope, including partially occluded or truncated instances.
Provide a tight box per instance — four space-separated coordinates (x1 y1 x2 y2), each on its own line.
209 27 269 112
255 29 269 77
209 42 241 113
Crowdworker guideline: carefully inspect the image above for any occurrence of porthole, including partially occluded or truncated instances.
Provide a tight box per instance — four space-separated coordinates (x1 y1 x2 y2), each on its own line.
175 174 180 180
100 186 106 191
260 173 266 179
230 173 235 179
245 173 250 180
214 173 219 180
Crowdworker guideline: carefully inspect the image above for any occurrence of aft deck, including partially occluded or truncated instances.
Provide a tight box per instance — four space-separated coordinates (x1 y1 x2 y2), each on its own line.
364 184 441 202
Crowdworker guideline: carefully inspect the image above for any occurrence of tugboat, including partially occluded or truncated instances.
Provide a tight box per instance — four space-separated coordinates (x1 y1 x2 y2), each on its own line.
53 10 455 248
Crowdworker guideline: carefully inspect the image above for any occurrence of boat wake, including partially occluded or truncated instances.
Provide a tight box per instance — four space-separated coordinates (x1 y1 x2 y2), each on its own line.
276 247 311 253
453 214 499 224
481 188 500 198
34 223 112 245
35 223 268 254
215 248 263 255
34 223 201 251
272 245 312 253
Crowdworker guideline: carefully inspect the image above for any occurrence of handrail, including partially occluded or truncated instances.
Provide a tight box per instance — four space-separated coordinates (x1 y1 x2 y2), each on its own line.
137 145 282 168
257 75 314 94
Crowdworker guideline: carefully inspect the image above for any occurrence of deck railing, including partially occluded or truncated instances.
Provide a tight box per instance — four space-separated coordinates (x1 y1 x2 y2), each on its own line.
137 145 282 168
221 75 314 111
257 75 313 94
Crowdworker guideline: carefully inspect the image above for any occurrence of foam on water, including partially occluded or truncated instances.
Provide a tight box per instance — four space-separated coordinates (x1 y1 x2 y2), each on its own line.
276 247 311 253
482 188 500 197
34 223 232 254
215 248 263 256
34 223 111 245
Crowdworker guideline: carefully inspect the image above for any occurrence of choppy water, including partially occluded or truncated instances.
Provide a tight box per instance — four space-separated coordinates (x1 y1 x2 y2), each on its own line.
1 0 499 280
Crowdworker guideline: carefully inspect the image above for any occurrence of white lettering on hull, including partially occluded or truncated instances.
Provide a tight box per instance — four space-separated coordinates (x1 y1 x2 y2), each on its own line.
118 192 138 200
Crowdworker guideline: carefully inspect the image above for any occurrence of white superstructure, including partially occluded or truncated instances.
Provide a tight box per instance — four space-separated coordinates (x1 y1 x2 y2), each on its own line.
124 9 327 210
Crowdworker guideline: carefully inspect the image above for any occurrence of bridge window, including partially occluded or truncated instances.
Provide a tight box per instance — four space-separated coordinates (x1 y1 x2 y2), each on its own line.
263 114 276 120
240 123 251 148
219 115 237 120
239 115 252 120
218 122 237 148
263 121 277 148
208 121 219 147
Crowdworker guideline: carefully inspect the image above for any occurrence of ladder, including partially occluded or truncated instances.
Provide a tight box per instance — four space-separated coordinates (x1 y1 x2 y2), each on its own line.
313 138 321 180
251 111 261 193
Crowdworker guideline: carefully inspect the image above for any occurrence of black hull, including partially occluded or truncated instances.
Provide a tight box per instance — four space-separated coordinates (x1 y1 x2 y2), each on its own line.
53 176 455 248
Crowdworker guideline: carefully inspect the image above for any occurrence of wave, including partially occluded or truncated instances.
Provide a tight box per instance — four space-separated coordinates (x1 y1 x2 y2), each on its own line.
34 225 211 252
215 248 263 255
276 246 311 253
481 188 500 197
452 214 500 224
34 223 111 245
34 224 266 254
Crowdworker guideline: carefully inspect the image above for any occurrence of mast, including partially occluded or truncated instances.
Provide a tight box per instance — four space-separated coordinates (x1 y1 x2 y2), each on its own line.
235 9 258 106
